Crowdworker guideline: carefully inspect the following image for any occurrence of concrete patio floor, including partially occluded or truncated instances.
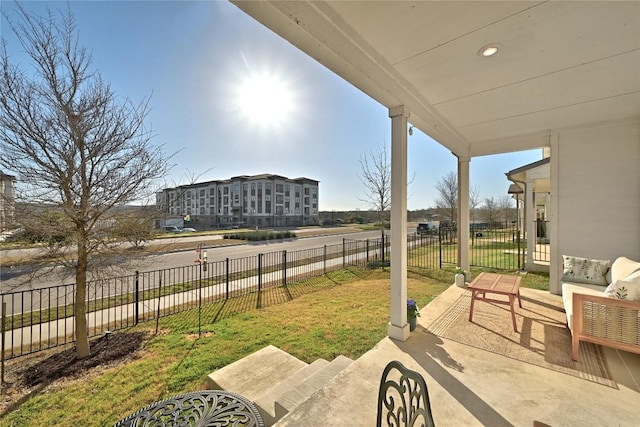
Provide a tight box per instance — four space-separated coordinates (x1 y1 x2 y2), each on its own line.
276 285 640 426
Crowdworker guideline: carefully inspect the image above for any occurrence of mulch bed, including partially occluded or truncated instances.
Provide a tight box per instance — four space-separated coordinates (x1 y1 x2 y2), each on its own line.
1 331 148 415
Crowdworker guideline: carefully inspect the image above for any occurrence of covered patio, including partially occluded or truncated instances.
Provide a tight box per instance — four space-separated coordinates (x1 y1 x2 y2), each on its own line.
273 284 640 426
232 0 640 341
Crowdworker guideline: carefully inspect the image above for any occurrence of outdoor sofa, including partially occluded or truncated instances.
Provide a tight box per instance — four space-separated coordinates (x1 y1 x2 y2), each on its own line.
561 256 640 361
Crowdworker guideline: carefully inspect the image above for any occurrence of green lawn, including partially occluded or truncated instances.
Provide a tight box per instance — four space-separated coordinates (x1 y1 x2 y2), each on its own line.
0 267 548 426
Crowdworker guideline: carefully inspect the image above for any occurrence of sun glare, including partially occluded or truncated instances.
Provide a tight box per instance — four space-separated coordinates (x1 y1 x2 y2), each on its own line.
236 73 295 129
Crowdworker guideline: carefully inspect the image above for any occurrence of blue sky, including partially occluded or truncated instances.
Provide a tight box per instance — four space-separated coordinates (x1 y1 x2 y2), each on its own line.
1 1 541 211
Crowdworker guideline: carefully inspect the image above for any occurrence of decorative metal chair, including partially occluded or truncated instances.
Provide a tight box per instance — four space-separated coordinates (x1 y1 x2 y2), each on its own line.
377 360 436 427
113 390 265 427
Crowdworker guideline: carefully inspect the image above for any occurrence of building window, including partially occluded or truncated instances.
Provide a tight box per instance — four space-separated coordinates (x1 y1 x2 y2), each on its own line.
304 187 310 195
223 186 229 195
304 197 309 205
276 194 283 204
276 183 284 193
284 185 289 196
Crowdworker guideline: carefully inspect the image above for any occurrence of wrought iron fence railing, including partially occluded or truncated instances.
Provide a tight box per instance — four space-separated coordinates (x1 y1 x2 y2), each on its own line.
1 237 388 361
1 226 523 361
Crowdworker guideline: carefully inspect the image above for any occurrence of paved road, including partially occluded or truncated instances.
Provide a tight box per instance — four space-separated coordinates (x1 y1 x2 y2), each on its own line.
0 229 385 293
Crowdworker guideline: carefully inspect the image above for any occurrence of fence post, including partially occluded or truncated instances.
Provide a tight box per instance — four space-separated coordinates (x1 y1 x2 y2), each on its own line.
198 259 202 338
134 271 139 325
282 250 287 286
1 302 5 384
258 253 263 292
438 228 443 269
517 229 522 271
342 238 346 268
366 239 369 263
225 258 230 300
381 232 385 264
323 245 327 274
155 274 162 335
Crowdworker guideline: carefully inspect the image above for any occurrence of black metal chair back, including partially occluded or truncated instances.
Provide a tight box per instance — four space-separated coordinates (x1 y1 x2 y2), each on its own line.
376 360 436 427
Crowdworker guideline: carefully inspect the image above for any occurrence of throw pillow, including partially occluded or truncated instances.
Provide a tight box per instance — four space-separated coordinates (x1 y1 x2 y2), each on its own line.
562 255 609 286
604 279 640 302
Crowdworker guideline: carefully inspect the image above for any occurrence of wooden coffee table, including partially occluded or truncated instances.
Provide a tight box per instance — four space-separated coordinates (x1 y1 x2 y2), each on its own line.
468 272 522 332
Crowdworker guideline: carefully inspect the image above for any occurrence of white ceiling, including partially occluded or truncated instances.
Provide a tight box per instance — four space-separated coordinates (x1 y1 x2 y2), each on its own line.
232 1 640 158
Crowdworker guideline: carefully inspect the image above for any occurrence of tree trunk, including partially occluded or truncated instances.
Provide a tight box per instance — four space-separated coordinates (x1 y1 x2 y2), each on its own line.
75 238 91 358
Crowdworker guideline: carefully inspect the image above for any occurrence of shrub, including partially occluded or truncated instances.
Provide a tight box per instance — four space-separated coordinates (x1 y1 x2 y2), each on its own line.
224 230 296 241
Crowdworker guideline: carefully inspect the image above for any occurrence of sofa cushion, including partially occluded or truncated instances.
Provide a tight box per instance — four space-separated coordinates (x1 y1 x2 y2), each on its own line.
562 255 609 286
604 279 640 302
610 256 640 283
561 282 606 329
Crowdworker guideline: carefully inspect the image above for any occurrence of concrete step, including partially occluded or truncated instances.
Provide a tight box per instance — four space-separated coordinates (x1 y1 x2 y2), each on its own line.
206 345 307 401
254 358 330 425
272 355 353 424
273 347 381 427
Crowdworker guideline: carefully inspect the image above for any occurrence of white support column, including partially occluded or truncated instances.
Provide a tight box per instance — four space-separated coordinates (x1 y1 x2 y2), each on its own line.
457 157 470 276
525 178 535 269
387 105 410 341
549 131 560 294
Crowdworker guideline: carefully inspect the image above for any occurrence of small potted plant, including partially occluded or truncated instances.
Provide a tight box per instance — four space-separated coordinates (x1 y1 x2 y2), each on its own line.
454 267 467 287
407 298 420 331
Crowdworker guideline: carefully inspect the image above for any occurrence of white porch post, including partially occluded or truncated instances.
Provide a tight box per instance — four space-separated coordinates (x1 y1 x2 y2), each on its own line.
525 178 535 269
457 157 470 276
549 131 560 294
387 105 410 341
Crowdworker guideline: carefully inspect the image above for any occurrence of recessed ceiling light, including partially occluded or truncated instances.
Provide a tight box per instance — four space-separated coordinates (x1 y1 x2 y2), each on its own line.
478 43 501 57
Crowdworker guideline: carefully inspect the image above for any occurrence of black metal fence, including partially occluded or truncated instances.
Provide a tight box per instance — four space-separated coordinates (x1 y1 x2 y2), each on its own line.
407 224 524 271
1 237 388 361
534 219 550 262
1 227 523 362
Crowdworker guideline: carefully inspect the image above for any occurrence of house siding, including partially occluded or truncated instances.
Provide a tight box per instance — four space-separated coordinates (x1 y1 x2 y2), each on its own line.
551 119 640 293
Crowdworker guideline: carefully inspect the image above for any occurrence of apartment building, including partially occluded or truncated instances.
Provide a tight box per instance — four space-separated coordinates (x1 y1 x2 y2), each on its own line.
0 171 16 232
156 174 319 228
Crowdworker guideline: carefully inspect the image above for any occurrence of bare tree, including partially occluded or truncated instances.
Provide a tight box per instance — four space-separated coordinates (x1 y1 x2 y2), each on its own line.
0 5 169 358
469 185 481 221
498 195 515 225
434 172 457 224
110 207 158 249
481 196 501 226
358 144 391 227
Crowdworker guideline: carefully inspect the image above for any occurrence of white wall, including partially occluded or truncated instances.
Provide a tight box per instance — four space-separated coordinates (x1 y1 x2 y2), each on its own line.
550 119 640 294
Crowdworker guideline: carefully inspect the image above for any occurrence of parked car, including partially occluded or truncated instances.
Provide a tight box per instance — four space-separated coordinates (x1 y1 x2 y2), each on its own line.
417 222 437 235
164 226 180 233
181 227 196 232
